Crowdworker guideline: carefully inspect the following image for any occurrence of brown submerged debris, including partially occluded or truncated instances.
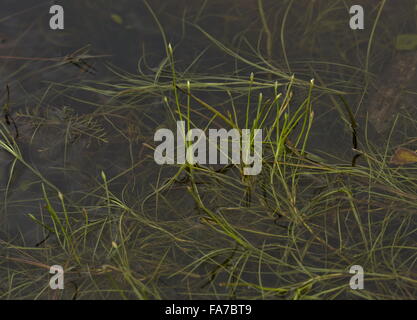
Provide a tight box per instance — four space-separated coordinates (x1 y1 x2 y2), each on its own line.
367 51 417 134
1 85 19 138
389 147 417 165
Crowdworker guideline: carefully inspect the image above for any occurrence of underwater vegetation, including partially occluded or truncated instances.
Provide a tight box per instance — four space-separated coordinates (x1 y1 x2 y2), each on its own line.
0 0 416 300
